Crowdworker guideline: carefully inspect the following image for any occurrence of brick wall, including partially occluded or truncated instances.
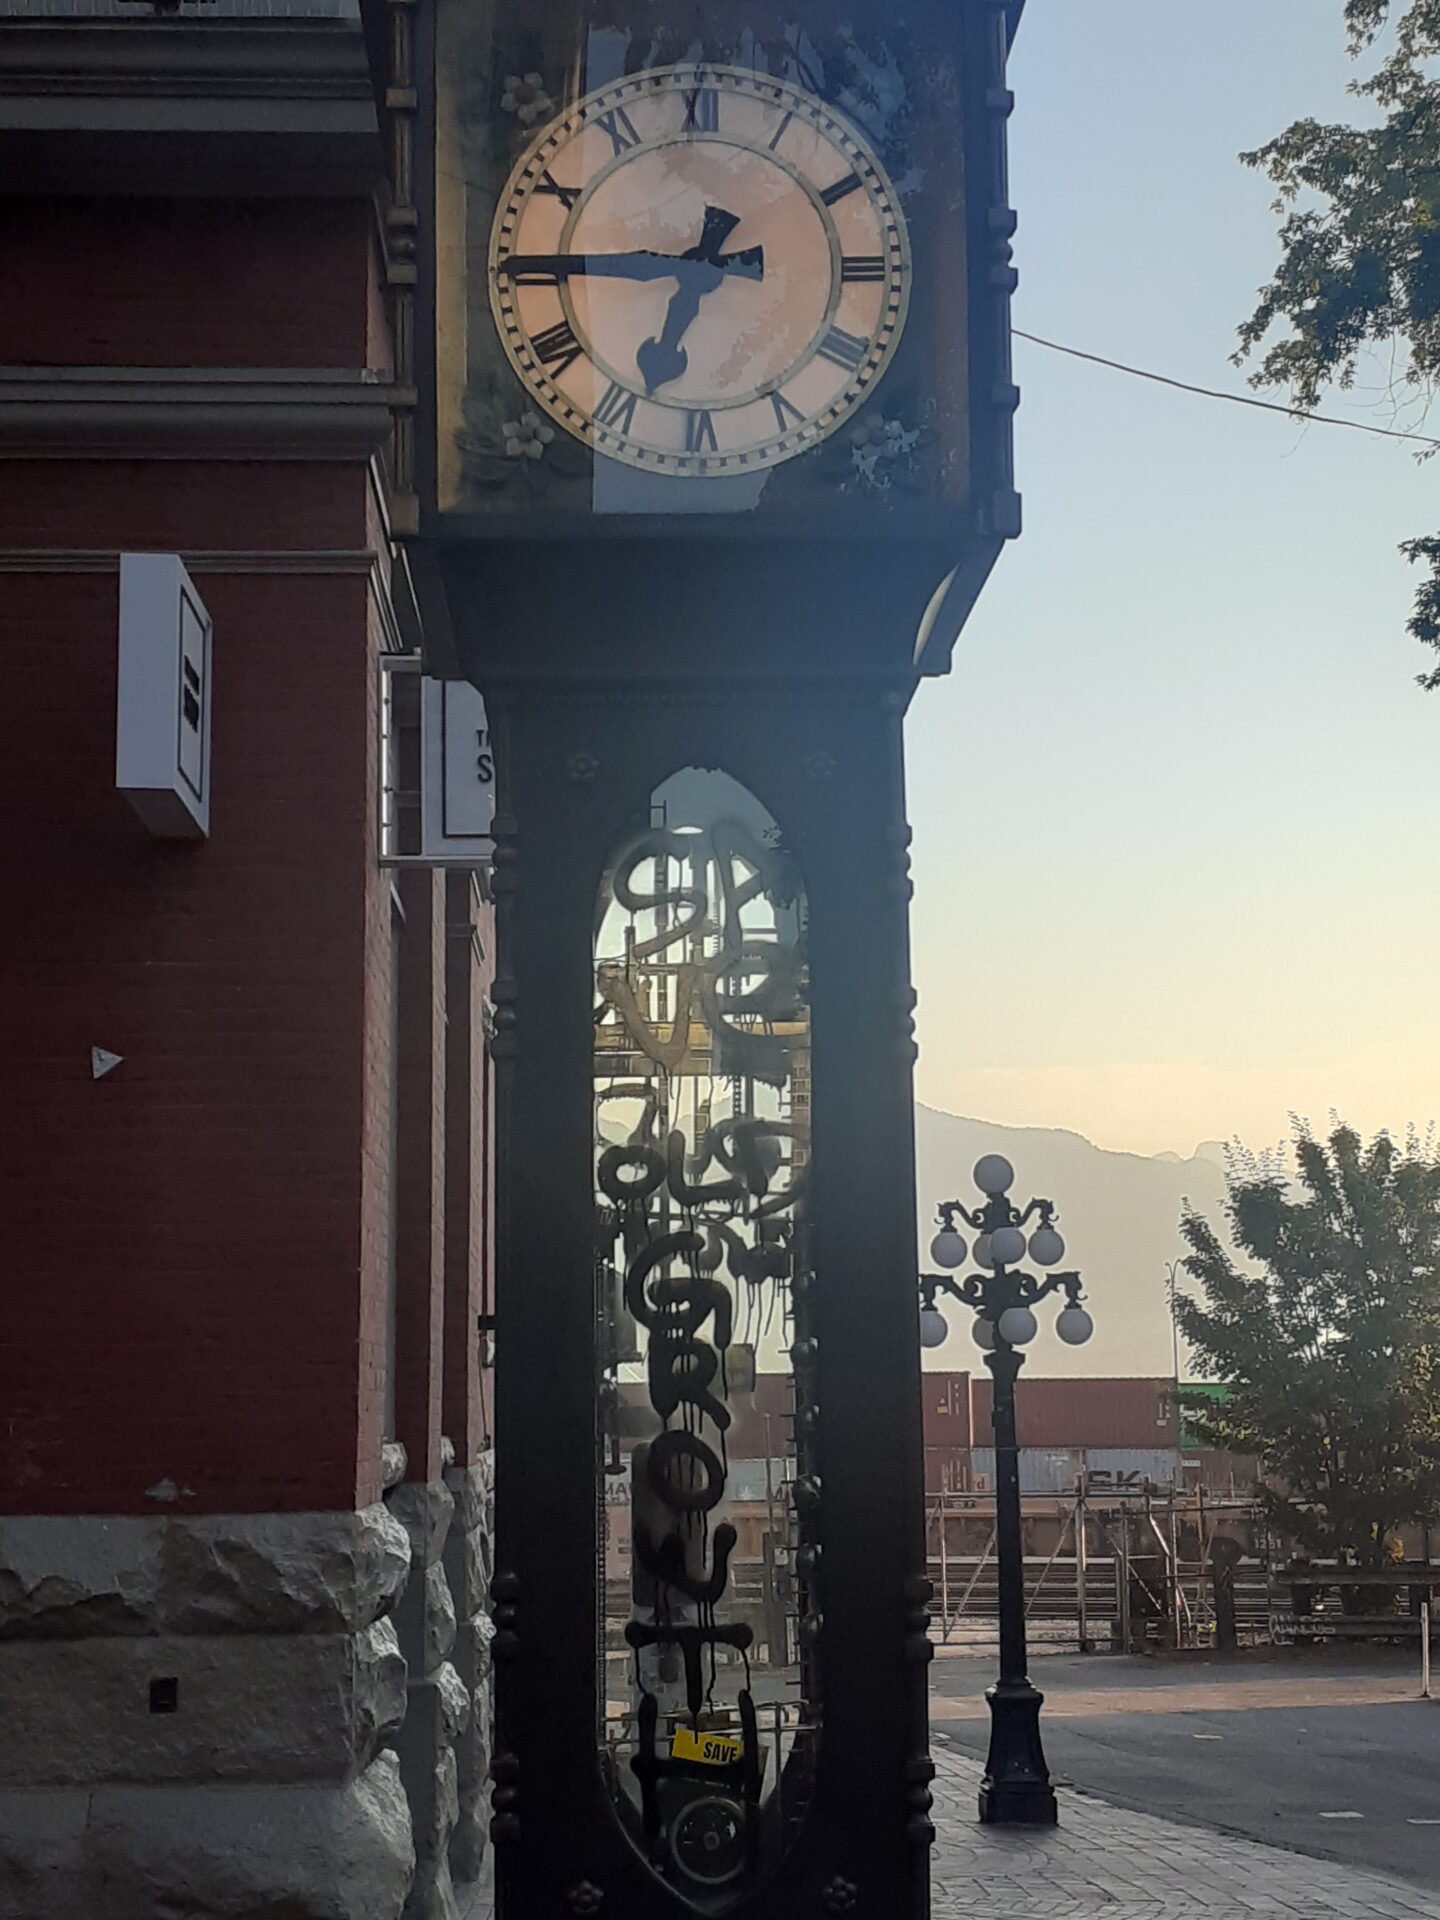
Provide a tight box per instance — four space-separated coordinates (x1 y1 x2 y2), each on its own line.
0 550 383 1512
393 866 447 1484
0 198 375 368
0 194 400 1516
442 870 496 1468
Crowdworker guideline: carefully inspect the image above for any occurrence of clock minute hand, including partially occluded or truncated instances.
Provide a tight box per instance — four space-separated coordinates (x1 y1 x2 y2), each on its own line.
499 250 699 284
500 244 763 286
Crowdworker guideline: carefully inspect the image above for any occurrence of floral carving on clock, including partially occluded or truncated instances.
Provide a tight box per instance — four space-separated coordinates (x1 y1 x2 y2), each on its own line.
488 63 911 478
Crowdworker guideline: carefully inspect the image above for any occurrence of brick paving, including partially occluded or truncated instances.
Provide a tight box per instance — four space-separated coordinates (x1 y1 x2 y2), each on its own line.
459 1742 1440 1917
930 1744 1440 1918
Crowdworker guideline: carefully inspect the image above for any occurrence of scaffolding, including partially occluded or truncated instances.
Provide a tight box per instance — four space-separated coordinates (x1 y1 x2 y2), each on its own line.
926 1485 1440 1652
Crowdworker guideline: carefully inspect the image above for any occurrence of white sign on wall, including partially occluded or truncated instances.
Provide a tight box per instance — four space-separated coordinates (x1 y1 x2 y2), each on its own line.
422 675 494 863
116 553 213 839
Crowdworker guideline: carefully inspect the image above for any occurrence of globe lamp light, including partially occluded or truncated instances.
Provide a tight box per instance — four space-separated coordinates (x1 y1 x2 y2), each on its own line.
1056 1306 1094 1347
990 1225 1026 1267
997 1306 1038 1346
930 1226 968 1270
1028 1225 1065 1267
973 1154 1015 1197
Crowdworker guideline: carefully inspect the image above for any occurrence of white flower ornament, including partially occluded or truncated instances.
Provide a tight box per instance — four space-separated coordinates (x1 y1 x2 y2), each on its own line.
503 411 557 461
501 73 554 126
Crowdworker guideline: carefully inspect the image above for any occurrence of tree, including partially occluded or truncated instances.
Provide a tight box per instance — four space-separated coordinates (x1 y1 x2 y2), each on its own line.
1175 1123 1440 1569
1236 2 1440 686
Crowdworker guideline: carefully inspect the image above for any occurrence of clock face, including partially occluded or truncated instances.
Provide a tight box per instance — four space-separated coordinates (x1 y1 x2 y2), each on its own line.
488 64 911 478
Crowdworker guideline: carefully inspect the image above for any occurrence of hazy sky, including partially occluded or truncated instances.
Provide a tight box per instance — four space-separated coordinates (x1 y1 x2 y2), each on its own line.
908 1 1440 1162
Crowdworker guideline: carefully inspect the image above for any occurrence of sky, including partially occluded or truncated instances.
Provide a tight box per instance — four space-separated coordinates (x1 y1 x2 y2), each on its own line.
907 0 1440 1163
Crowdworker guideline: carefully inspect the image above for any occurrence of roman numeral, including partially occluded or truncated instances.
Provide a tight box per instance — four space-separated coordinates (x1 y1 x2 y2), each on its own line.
594 106 641 155
685 409 719 454
841 255 886 282
531 318 582 376
770 391 806 432
684 86 719 133
817 325 869 371
820 171 863 206
535 170 578 210
768 111 794 152
595 381 639 435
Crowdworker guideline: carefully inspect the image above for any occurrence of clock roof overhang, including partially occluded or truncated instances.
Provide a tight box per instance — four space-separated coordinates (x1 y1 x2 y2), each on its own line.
417 510 1006 698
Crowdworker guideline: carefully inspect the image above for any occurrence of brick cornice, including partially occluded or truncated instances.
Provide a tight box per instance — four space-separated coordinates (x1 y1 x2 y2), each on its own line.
0 366 403 461
0 15 381 196
0 540 412 652
0 547 376 573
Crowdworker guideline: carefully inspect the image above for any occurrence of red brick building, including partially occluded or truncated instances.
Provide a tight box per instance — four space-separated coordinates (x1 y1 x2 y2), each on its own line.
0 4 494 1914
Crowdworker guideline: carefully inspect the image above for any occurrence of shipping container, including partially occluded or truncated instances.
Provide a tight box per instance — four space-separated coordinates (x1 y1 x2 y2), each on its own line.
963 1375 1179 1449
964 1447 1181 1493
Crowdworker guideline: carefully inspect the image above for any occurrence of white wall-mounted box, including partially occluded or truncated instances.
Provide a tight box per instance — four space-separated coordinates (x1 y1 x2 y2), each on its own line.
379 659 494 867
422 674 494 863
116 553 213 839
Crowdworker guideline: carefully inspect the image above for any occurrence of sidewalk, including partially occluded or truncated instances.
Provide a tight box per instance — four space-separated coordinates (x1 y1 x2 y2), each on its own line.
459 1743 1440 1918
931 1743 1440 1918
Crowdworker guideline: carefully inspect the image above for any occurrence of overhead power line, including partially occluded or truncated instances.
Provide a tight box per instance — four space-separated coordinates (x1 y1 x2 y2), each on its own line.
1013 328 1440 450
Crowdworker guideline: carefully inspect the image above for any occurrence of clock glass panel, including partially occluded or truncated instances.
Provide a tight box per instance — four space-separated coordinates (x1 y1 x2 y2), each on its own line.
488 66 910 476
432 2 970 519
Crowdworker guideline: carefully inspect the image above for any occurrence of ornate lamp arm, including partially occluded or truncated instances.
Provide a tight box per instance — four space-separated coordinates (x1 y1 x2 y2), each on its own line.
919 1271 986 1313
935 1198 987 1233
1014 1197 1056 1229
938 1195 1058 1234
1015 1270 1084 1308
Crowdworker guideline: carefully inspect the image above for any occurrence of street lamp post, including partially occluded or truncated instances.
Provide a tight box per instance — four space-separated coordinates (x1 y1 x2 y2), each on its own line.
919 1153 1094 1826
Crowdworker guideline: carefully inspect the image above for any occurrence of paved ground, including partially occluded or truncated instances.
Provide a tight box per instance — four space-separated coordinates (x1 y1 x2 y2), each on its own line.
932 1646 1440 1887
930 1743 1440 1918
461 1649 1440 1915
462 1744 1440 1918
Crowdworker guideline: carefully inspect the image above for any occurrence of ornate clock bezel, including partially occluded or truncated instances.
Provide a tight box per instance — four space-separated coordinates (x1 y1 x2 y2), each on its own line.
486 61 913 479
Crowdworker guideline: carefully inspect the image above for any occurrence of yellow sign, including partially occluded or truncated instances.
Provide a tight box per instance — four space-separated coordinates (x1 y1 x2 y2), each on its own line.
671 1728 743 1769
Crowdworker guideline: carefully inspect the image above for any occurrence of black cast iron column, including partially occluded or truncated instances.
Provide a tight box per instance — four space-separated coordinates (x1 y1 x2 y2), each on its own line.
979 1341 1057 1825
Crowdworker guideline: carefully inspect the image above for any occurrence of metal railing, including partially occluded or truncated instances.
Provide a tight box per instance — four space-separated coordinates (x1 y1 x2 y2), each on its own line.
926 1487 1440 1652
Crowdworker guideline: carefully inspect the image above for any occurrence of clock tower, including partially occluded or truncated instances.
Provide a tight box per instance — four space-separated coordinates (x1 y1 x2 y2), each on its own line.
396 3 1024 1914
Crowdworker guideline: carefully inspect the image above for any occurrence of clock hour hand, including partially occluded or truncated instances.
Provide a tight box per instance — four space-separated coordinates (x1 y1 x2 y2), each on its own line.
636 205 765 394
692 204 741 258
636 281 705 396
501 205 763 396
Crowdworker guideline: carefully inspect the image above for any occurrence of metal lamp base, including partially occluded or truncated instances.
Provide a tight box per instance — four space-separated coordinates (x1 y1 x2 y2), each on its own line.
977 1679 1058 1826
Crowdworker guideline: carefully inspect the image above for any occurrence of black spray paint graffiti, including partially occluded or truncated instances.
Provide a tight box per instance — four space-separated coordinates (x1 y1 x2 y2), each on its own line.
594 815 815 1874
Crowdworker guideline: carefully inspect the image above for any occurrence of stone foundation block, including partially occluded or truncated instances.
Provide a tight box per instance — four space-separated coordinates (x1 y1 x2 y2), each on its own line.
0 1617 406 1788
443 1459 491 1541
0 1506 410 1641
394 1558 457 1676
84 1750 414 1920
442 1458 493 1891
394 1666 469 1920
0 1790 93 1920
386 1482 454 1571
402 1745 459 1920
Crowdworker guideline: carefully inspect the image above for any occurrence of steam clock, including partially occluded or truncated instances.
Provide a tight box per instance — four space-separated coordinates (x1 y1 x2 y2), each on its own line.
402 3 1023 1913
